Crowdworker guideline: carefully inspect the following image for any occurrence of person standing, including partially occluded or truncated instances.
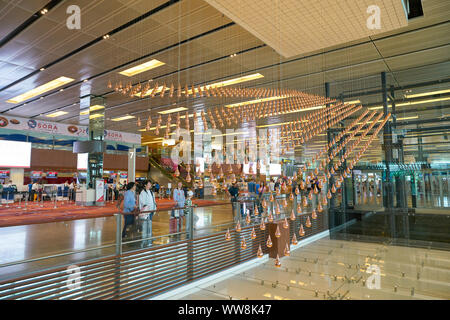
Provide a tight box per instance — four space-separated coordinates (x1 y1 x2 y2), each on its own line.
248 178 256 194
269 179 275 193
228 182 241 219
171 182 186 238
69 181 74 201
32 181 39 201
122 182 137 239
173 182 186 217
139 180 157 247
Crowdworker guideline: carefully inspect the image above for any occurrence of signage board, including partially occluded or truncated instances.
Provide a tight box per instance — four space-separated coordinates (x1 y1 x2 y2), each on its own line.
47 171 58 178
95 179 104 203
0 115 140 144
0 170 10 179
31 171 43 178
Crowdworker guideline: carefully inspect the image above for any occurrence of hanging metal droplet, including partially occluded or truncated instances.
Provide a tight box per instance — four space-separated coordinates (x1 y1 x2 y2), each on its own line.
257 244 264 258
275 254 281 267
241 236 247 250
284 243 291 256
283 218 289 229
251 227 256 239
275 225 281 238
306 216 312 228
225 229 231 241
290 209 296 221
260 219 266 230
266 235 273 248
292 233 298 245
299 224 305 236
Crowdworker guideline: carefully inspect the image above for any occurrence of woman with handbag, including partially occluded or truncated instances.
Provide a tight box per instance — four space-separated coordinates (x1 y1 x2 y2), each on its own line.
139 180 157 248
122 182 137 239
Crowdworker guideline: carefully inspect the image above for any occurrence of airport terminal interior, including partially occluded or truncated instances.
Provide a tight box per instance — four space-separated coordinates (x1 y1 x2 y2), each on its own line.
0 0 449 300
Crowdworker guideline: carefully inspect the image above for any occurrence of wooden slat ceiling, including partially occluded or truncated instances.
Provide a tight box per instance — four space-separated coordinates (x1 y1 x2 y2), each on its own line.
0 0 448 139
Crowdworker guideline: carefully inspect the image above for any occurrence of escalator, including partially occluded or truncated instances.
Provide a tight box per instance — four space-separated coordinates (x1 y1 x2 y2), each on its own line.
148 156 190 187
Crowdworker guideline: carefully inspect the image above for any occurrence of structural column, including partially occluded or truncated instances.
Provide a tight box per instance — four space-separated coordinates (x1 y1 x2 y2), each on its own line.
73 95 106 205
86 96 106 189
128 147 136 183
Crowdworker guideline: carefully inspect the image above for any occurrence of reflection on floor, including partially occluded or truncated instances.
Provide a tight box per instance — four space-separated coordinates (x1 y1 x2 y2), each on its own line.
175 238 450 300
0 199 225 227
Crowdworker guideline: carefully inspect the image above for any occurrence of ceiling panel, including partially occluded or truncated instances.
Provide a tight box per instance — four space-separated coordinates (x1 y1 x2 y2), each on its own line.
205 0 408 58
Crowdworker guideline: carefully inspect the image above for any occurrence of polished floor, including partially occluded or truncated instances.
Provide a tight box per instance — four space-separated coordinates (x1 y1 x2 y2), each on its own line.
0 198 223 227
174 237 450 300
0 202 234 280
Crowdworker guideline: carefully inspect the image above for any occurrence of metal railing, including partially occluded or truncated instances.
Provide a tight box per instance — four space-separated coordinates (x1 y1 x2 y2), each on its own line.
0 198 328 300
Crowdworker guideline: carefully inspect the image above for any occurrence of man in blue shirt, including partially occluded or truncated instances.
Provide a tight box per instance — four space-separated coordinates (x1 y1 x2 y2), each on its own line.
122 182 137 239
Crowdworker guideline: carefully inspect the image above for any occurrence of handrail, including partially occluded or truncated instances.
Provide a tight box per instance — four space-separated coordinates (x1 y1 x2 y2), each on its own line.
0 208 328 299
0 202 233 270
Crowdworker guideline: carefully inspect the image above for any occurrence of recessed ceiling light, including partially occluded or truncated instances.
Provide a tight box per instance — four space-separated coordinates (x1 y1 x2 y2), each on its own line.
369 96 450 110
405 89 450 98
89 105 105 111
396 97 450 106
6 76 74 104
158 107 188 114
89 114 104 119
46 111 68 118
111 115 135 121
226 95 288 108
119 59 165 77
80 105 105 115
205 73 264 90
40 68 45 71
344 100 360 104
136 85 168 98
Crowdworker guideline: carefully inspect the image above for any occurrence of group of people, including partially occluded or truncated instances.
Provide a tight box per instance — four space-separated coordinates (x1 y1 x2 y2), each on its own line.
120 181 196 246
227 176 323 218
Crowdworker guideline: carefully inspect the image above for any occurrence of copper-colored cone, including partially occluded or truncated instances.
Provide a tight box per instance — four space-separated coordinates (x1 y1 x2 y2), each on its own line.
225 229 231 241
251 227 256 239
257 244 264 258
306 216 312 227
235 221 241 232
266 235 273 248
284 243 291 256
292 233 298 245
299 224 305 236
275 254 281 267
